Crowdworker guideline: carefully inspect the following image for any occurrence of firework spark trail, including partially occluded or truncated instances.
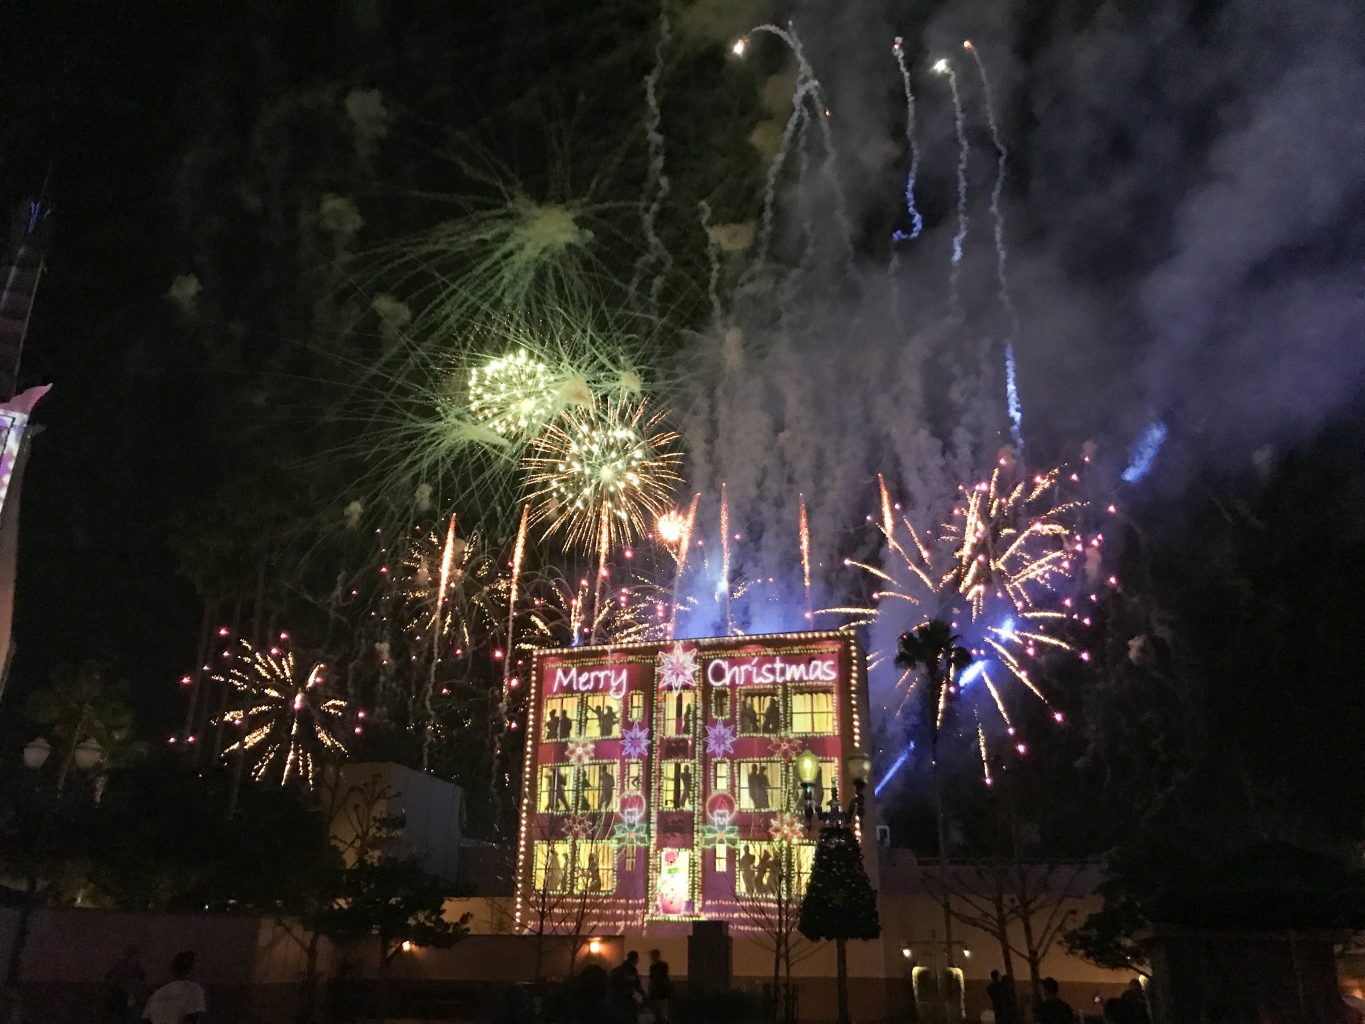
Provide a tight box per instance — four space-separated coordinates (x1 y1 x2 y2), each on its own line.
633 1 673 317
698 201 724 332
668 494 700 639
799 493 813 622
964 40 1025 451
422 513 458 771
743 22 852 261
753 82 812 271
720 483 732 635
501 505 529 722
1122 421 1169 482
935 58 970 318
591 506 612 644
891 37 924 244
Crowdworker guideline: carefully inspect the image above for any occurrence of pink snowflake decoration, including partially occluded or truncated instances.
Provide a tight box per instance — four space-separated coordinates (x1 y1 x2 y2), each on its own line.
768 736 801 762
566 739 596 767
768 812 806 843
620 722 651 758
705 720 737 757
563 814 593 840
657 642 698 692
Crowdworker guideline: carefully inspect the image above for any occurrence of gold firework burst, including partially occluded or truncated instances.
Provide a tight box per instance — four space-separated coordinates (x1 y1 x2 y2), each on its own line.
522 397 681 552
217 642 350 788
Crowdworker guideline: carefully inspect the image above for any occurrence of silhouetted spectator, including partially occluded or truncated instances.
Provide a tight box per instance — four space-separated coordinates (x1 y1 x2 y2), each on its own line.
103 944 146 1024
986 969 1019 1024
608 950 645 1023
142 950 206 1024
1033 977 1075 1024
1121 979 1150 1024
574 961 609 1023
647 949 672 1024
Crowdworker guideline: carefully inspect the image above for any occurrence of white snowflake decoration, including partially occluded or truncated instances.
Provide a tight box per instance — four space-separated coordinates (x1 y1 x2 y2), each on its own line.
705 720 737 757
620 722 651 758
563 814 593 840
768 736 801 762
658 642 698 692
768 812 806 844
566 740 596 767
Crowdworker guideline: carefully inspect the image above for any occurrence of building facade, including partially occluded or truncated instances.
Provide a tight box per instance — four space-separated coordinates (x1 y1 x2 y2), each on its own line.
514 631 870 933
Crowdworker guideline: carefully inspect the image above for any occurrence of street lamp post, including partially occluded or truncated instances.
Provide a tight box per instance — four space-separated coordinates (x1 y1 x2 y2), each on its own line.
796 749 879 1024
2 735 102 1022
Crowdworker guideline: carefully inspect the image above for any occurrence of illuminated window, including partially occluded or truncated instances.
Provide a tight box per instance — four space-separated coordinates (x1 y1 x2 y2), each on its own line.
583 696 623 739
574 840 616 893
736 759 789 812
661 761 696 810
539 764 576 814
713 760 730 792
655 848 692 916
790 689 835 734
533 840 573 891
716 844 728 873
660 688 696 736
737 690 781 734
734 841 814 898
625 760 644 796
543 696 578 741
628 690 645 722
577 761 619 814
711 689 729 719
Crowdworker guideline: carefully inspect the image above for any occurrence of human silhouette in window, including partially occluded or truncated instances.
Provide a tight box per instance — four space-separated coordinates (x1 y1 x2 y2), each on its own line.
762 697 780 733
545 850 564 890
594 703 619 737
679 765 693 809
599 766 615 812
551 767 570 812
740 700 759 733
546 709 561 741
682 703 694 736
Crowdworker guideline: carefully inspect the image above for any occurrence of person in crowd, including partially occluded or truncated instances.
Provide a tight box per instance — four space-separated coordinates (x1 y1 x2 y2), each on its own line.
1121 978 1150 1024
607 950 645 1023
1033 977 1076 1024
647 949 672 1024
102 944 146 1024
986 969 1020 1024
141 950 206 1024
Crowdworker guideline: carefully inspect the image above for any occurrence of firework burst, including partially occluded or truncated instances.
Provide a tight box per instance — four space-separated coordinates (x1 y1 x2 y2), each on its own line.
399 521 501 652
830 466 1092 780
217 642 351 788
522 397 681 552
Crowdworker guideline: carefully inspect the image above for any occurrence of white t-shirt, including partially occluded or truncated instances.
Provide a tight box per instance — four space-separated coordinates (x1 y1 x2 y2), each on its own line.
142 979 207 1024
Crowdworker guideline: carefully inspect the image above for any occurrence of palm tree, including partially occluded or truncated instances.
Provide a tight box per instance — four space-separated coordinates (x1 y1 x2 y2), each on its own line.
24 661 138 788
896 620 972 1018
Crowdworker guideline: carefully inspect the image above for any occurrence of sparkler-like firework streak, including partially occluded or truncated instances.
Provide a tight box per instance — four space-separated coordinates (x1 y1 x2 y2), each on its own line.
217 642 350 789
720 483 733 635
799 493 813 622
830 468 1091 785
522 396 681 553
665 494 699 640
933 57 970 317
946 465 1081 618
891 37 924 244
963 39 1025 451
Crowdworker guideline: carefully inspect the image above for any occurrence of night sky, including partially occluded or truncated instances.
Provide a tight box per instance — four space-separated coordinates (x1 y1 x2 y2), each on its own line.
1 0 1362 761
